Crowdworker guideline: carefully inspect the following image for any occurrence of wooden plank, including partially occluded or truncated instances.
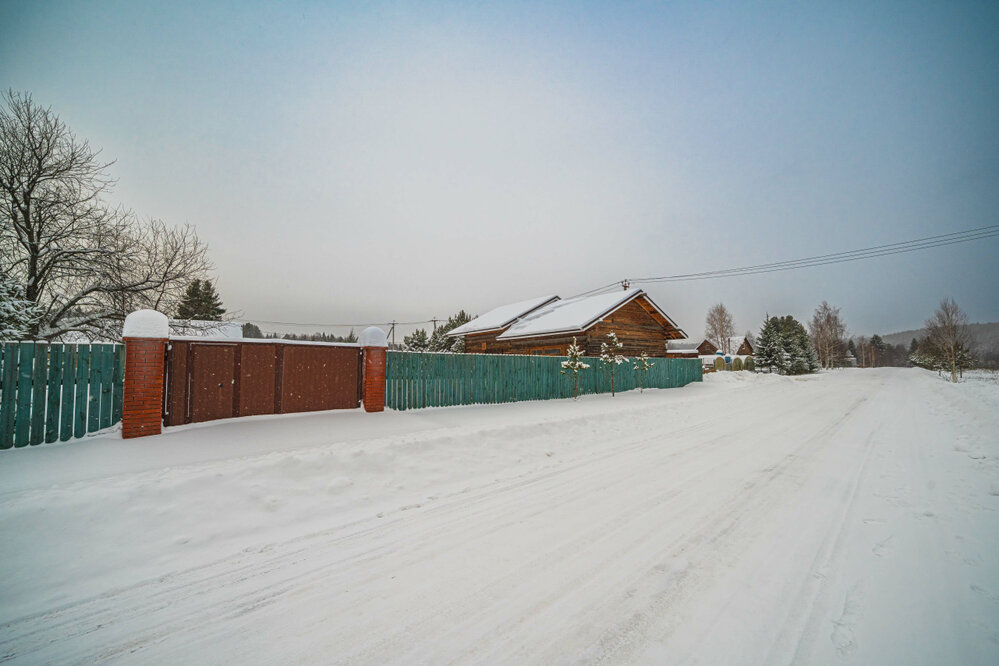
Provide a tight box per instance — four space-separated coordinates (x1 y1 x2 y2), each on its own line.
14 343 35 447
60 344 76 441
99 344 114 429
75 345 89 438
45 345 63 443
29 343 48 445
1 343 19 449
87 344 102 433
111 345 124 425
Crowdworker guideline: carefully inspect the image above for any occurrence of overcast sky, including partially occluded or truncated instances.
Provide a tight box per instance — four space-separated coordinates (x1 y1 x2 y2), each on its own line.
2 1 997 340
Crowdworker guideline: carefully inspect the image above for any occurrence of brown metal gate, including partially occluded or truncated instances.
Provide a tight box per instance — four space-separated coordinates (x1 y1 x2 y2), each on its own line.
164 340 362 426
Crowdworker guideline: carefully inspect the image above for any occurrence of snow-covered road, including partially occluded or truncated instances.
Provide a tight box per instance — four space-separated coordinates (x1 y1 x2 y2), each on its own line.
1 369 997 664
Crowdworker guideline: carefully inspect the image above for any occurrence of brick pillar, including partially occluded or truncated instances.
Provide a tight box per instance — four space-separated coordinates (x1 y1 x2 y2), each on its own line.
363 347 386 412
121 310 169 439
359 327 389 413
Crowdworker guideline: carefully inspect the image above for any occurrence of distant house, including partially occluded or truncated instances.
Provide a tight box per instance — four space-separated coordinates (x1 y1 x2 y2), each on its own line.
720 336 754 356
449 288 687 357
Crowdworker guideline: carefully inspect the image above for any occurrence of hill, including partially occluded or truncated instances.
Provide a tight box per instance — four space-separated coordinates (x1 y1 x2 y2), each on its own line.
881 322 999 353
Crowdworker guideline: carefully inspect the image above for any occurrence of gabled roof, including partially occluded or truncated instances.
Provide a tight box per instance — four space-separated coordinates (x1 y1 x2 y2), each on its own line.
496 288 684 340
448 294 559 337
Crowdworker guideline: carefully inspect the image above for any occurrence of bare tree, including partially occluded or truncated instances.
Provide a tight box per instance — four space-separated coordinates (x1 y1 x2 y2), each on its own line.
924 297 972 383
705 303 736 354
1 90 210 339
808 301 847 369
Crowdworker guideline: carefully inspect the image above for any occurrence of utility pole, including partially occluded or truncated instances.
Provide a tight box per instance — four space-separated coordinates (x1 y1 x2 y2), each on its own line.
621 279 630 290
390 321 396 348
431 318 439 333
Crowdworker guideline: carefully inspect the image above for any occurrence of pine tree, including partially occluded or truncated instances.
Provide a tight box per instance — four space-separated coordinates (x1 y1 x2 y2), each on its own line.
633 351 654 393
560 337 590 399
176 279 226 320
0 272 41 339
404 328 430 351
428 310 473 353
599 331 628 396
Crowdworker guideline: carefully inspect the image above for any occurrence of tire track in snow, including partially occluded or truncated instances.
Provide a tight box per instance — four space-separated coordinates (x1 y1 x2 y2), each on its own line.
1 380 861 665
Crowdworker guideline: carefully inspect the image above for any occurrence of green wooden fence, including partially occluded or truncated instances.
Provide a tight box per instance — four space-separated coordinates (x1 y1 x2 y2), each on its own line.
0 342 125 449
385 351 702 411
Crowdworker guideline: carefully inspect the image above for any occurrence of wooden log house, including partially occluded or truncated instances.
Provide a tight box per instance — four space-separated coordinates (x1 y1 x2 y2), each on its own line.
449 288 687 357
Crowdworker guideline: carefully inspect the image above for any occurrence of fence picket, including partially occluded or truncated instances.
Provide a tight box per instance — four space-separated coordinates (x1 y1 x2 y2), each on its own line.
60 345 76 441
111 345 124 426
99 344 114 429
14 344 35 447
87 345 101 433
1 343 18 449
29 343 48 445
45 345 63 443
74 345 90 438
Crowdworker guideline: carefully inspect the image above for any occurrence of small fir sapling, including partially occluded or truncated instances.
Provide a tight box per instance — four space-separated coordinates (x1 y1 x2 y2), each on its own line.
560 337 589 399
633 351 654 392
600 331 628 396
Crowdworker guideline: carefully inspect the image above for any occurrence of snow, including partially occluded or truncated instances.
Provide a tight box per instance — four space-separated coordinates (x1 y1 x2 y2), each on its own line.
1 369 997 664
121 309 168 338
447 295 559 336
358 326 388 347
498 288 651 339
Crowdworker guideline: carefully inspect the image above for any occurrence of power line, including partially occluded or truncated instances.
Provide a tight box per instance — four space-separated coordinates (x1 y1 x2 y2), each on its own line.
572 224 998 296
244 318 437 328
248 225 998 328
632 225 999 283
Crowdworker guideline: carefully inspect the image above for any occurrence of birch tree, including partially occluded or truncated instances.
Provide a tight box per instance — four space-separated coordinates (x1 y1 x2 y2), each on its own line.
705 303 736 354
808 301 847 369
924 298 972 383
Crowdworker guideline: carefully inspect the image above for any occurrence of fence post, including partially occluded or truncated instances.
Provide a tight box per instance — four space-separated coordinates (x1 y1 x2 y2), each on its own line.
359 327 388 413
121 310 168 439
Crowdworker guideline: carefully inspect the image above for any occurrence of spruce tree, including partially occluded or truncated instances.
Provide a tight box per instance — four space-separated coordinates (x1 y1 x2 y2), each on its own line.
560 337 590 399
242 323 263 338
755 316 783 373
177 279 226 320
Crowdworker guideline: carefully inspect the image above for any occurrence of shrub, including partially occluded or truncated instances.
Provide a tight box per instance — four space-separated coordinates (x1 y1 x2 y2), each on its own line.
732 357 744 371
714 356 726 371
744 356 755 372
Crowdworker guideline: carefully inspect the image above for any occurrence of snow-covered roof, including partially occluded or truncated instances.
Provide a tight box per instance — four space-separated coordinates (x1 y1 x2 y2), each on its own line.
497 288 681 340
448 295 559 336
726 336 749 351
667 339 701 351
169 320 243 339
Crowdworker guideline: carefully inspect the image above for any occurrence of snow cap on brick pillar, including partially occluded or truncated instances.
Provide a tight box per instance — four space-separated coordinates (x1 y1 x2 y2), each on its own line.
359 326 388 413
121 309 169 439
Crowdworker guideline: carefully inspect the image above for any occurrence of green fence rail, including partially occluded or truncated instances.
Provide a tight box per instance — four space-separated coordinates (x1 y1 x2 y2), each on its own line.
385 351 702 411
0 342 125 449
